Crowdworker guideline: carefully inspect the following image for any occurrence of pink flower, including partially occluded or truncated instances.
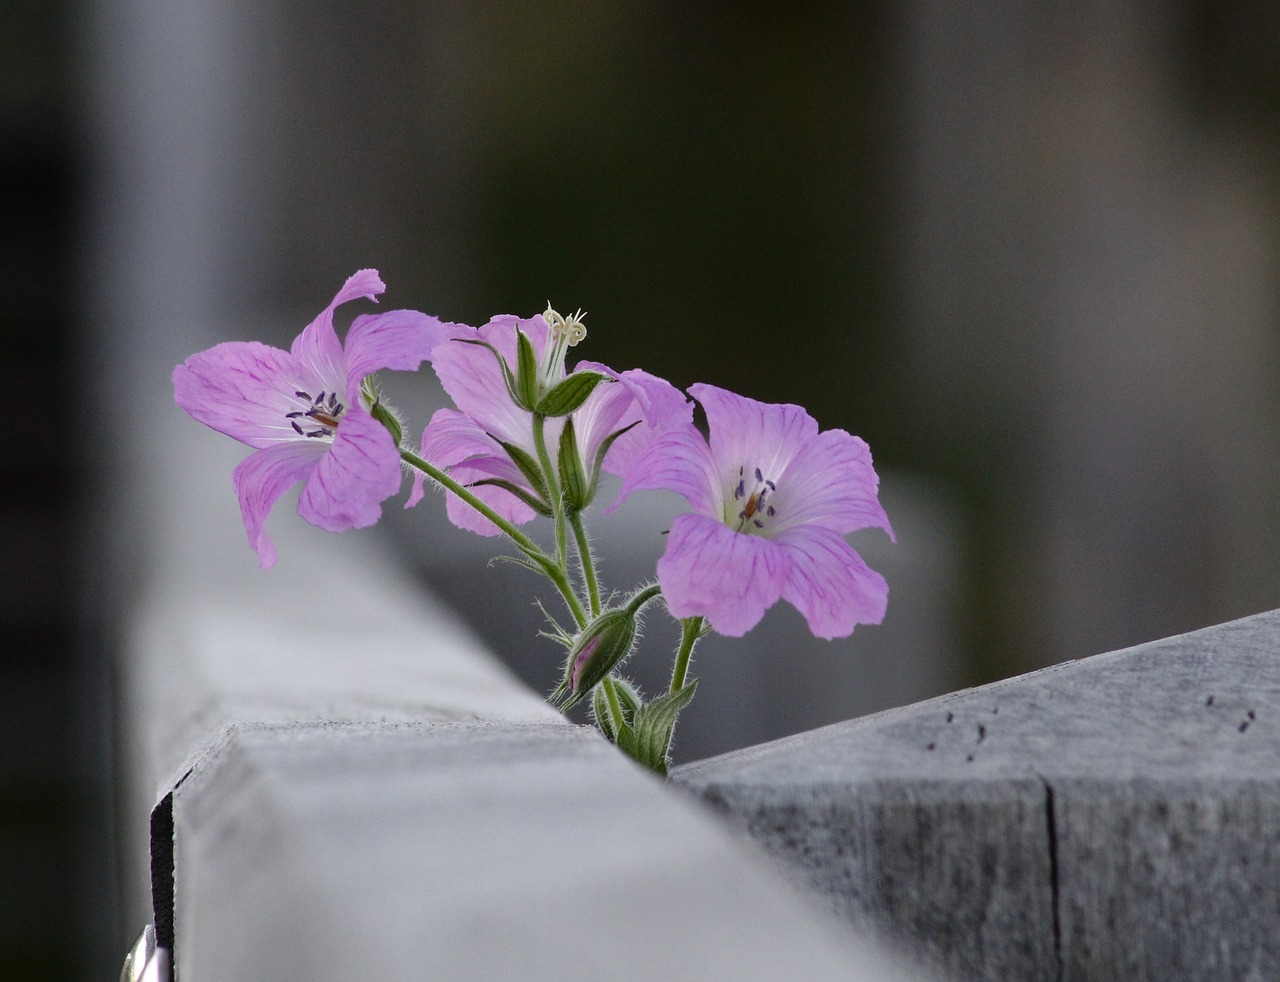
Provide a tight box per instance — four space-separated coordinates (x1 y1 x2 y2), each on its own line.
408 309 691 535
172 269 449 568
615 383 893 639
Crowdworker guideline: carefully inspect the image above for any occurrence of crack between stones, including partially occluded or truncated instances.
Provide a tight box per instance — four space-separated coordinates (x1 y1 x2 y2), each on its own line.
1040 776 1064 982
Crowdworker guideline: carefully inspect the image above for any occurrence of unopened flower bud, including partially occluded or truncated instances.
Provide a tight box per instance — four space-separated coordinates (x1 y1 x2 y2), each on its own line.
560 608 637 708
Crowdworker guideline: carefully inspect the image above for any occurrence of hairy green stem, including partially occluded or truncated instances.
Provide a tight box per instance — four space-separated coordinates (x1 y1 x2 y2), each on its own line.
569 512 602 617
670 616 704 693
530 414 568 570
400 448 587 628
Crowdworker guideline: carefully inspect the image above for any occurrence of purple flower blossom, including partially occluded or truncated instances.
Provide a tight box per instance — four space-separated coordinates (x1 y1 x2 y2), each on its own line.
172 269 449 568
408 310 691 534
615 383 893 639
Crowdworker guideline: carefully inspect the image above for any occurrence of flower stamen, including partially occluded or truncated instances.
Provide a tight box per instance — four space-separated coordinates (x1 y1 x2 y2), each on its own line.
732 465 779 534
285 389 345 438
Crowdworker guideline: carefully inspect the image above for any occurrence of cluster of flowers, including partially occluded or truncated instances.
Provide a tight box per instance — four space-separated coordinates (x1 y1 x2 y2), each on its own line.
173 270 893 772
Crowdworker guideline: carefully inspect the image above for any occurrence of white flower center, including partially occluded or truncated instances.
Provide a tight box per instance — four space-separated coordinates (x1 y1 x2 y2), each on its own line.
539 305 587 390
285 389 345 438
730 465 779 535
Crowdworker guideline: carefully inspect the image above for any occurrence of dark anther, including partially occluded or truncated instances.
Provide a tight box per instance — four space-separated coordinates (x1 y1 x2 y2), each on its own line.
1206 695 1215 707
945 712 954 723
295 390 311 400
306 430 326 438
977 723 986 742
766 479 776 490
1240 721 1250 733
767 506 776 517
290 421 304 435
753 519 764 528
735 479 745 499
755 467 763 482
1249 709 1257 720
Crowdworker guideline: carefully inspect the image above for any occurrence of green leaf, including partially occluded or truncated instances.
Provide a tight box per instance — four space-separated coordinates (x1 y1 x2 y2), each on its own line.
493 438 550 502
629 680 699 775
557 418 589 513
535 371 611 417
467 478 552 516
455 338 527 409
515 329 540 408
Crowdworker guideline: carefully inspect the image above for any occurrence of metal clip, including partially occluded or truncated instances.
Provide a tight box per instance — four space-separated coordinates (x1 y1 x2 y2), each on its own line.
120 925 172 982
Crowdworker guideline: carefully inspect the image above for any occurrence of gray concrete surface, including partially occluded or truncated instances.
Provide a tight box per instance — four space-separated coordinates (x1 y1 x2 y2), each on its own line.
674 608 1280 980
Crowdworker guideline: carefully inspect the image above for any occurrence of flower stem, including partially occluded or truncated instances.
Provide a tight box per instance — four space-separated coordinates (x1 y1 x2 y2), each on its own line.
670 616 704 693
602 676 625 731
569 512 602 617
531 414 569 572
400 447 587 628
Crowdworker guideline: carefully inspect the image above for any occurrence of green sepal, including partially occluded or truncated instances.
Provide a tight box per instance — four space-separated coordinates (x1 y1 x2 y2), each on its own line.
493 437 550 503
455 338 527 409
467 478 552 517
535 370 611 417
366 399 403 451
557 417 589 513
515 329 540 409
628 680 699 775
584 419 640 506
554 608 638 710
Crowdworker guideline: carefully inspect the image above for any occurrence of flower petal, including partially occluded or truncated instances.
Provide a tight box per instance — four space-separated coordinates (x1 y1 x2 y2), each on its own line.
174 341 305 449
343 309 457 404
775 428 894 539
430 313 546 443
409 409 537 534
610 420 720 517
690 383 817 495
231 441 327 568
775 525 888 639
291 269 385 389
657 514 786 637
297 409 401 532
573 363 693 478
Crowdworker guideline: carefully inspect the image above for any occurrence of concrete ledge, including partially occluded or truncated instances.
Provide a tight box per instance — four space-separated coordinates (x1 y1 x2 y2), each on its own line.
673 609 1280 980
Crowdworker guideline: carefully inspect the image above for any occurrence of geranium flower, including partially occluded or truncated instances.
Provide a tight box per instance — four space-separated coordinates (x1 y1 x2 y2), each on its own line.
408 308 691 535
615 383 893 638
172 269 449 568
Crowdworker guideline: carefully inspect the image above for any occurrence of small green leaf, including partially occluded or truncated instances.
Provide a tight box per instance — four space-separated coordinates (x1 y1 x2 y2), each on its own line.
494 438 550 502
467 478 552 516
515 329 540 408
558 418 589 513
455 338 526 409
535 371 611 417
629 680 699 775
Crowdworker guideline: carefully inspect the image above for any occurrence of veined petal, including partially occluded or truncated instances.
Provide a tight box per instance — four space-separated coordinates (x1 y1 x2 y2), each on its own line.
231 441 327 568
419 407 502 468
775 428 894 539
657 514 787 636
573 363 693 477
610 421 720 517
776 525 888 639
430 314 545 446
690 383 817 493
297 409 401 533
440 459 539 536
342 309 457 404
174 341 305 449
291 269 385 389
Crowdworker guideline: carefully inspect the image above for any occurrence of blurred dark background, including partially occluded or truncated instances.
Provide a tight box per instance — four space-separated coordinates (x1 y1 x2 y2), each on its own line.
5 0 1280 977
